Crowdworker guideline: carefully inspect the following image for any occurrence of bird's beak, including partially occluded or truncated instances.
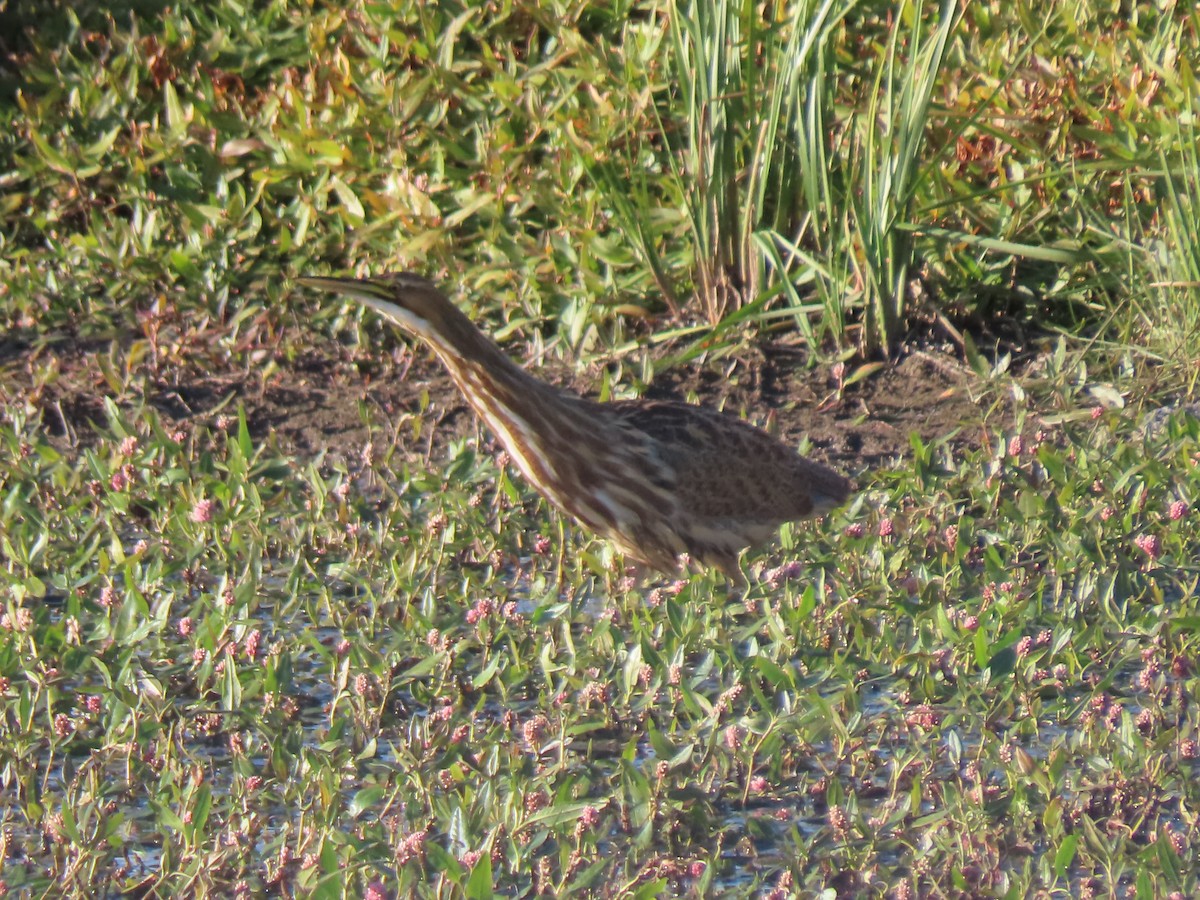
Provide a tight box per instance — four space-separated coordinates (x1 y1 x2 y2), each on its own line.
298 274 429 335
297 275 392 304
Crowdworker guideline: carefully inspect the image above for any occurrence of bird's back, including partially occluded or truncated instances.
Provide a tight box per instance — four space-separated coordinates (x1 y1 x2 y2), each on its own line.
608 400 851 574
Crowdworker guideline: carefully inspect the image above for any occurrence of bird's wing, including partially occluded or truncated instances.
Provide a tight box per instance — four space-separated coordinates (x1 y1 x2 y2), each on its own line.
610 400 850 526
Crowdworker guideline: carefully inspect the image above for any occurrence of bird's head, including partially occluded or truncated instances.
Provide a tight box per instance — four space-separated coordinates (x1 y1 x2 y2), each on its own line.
298 272 462 341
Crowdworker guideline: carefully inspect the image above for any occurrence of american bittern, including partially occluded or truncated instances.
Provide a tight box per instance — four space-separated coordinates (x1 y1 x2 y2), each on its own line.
300 273 852 580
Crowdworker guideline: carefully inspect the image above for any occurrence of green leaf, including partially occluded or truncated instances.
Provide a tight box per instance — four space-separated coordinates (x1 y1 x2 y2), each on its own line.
30 129 74 174
987 645 1017 678
330 177 365 223
523 800 598 829
349 786 385 818
164 81 186 132
631 880 668 900
1053 834 1078 881
750 655 794 690
237 405 253 459
84 125 121 160
425 842 462 877
465 853 494 900
190 784 212 837
222 655 243 710
910 224 1088 263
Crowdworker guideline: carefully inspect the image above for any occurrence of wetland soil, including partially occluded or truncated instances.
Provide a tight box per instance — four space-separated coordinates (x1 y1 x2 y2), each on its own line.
3 326 988 477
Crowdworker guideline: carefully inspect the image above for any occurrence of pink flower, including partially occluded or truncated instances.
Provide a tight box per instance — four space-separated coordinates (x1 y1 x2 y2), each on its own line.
579 681 610 704
54 714 73 738
749 775 768 792
943 525 958 548
465 598 497 625
396 829 426 864
904 705 940 729
364 880 388 900
1016 635 1034 657
724 725 742 750
243 629 262 660
459 850 482 868
525 790 549 813
579 805 601 829
1007 435 1023 457
190 498 215 523
533 535 552 555
689 861 707 878
1169 500 1189 521
110 471 129 491
522 715 549 748
770 563 803 583
828 806 850 834
844 522 864 538
1134 533 1163 560
1 609 29 632
1091 406 1104 419
878 518 894 537
178 617 193 637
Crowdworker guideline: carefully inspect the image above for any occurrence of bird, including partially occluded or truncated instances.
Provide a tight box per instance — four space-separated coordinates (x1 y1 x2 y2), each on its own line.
299 273 853 581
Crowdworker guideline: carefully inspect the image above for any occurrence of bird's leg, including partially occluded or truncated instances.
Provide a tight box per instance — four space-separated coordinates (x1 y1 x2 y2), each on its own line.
725 562 749 592
554 515 567 591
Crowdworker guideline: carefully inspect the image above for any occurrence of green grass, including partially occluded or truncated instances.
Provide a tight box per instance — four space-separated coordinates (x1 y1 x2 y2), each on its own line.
3 0 1200 896
2 367 1200 896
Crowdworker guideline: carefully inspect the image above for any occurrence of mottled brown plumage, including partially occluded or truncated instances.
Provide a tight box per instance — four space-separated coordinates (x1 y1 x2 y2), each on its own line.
300 273 852 579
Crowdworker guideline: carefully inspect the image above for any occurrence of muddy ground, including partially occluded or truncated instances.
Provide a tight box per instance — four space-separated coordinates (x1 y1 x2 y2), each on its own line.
3 323 992 477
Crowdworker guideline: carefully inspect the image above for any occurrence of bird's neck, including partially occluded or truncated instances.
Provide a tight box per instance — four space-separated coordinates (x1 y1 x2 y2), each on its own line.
417 309 564 416
414 307 598 513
